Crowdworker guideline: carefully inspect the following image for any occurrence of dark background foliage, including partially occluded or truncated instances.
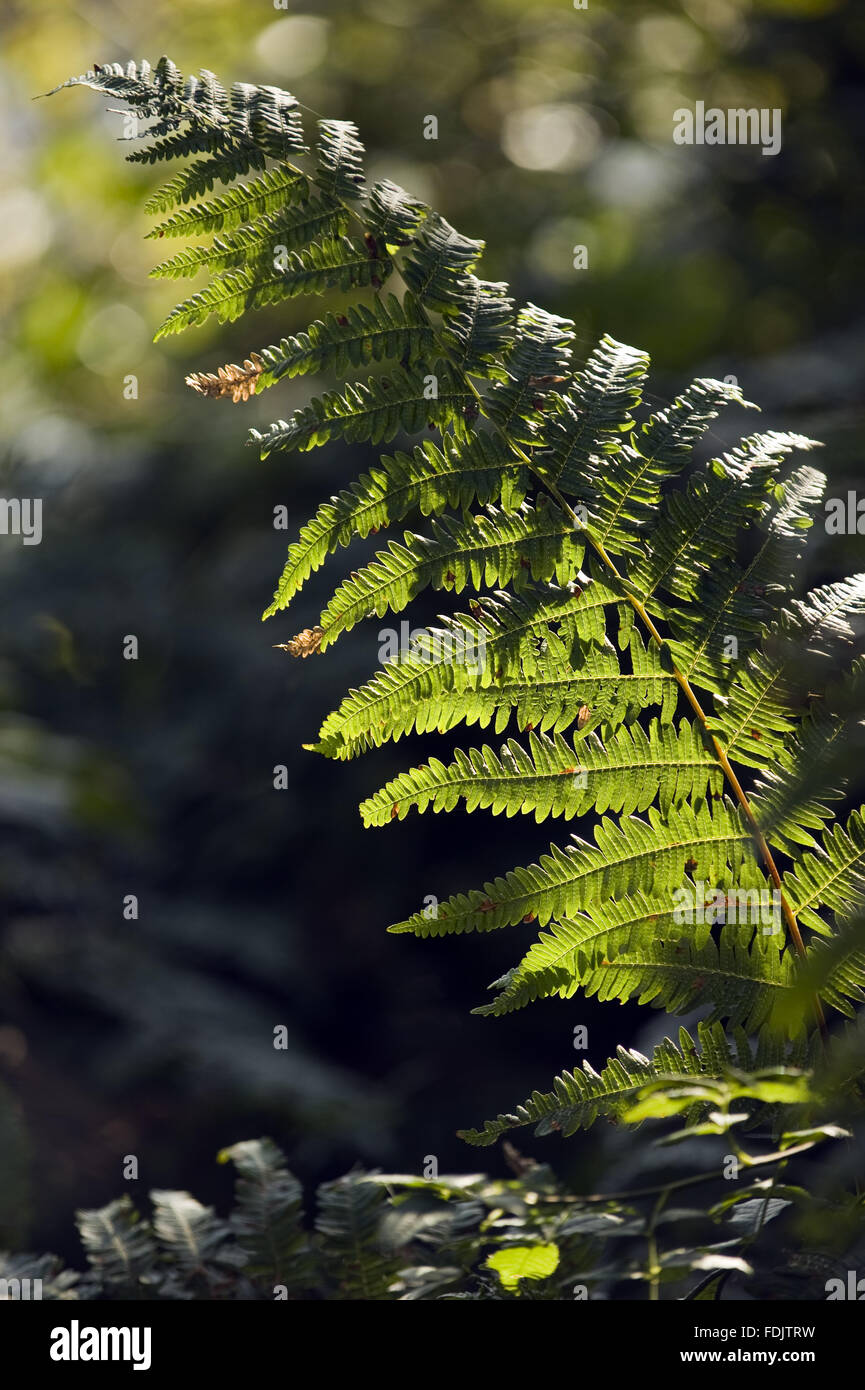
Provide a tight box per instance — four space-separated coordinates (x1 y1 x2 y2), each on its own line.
0 0 863 1261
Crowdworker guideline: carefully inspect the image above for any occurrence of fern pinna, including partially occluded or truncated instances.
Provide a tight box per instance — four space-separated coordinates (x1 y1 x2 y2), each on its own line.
52 59 865 1146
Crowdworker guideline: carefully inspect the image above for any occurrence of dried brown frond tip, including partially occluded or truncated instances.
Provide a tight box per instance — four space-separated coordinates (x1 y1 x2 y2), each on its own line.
185 353 264 403
527 374 567 388
273 626 324 659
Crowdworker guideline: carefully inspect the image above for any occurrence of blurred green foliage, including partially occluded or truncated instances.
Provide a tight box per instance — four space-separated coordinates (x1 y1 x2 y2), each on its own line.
6 1108 865 1300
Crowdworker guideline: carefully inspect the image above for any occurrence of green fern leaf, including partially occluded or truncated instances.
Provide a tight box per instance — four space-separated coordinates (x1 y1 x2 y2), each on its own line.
308 580 620 758
316 119 366 201
752 658 865 850
315 499 582 648
147 166 308 239
778 910 865 1024
576 922 793 1031
150 1189 235 1280
253 293 436 387
784 806 865 935
76 1197 156 1290
441 276 515 380
377 620 677 743
460 1024 725 1144
155 235 391 339
46 57 193 122
365 179 428 248
315 1174 398 1300
630 431 820 609
542 334 651 507
142 85 306 213
219 1138 313 1292
252 360 467 458
486 303 575 446
264 432 526 614
390 797 753 938
714 575 865 770
460 1022 817 1145
360 719 721 827
667 465 826 697
150 200 346 280
57 56 865 1147
400 212 485 313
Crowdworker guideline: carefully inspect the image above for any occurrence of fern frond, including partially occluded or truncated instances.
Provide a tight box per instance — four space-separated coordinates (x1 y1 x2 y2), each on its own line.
541 334 651 508
314 499 582 648
147 166 308 239
46 57 195 124
558 372 755 561
316 119 366 201
150 1190 234 1279
318 627 673 769
0 1251 79 1301
478 865 786 1019
784 806 865 935
490 901 865 1035
367 621 677 743
365 179 428 248
144 141 264 214
76 1197 156 1290
360 719 720 827
667 465 826 696
151 200 346 280
630 432 819 604
253 360 467 458
219 1138 312 1292
460 1023 735 1144
58 57 865 1151
138 68 230 141
315 1174 398 1300
475 897 681 1019
632 376 754 473
486 303 575 446
155 235 391 339
142 84 306 213
441 276 515 380
253 294 436 388
576 922 793 1031
752 658 865 850
390 797 753 938
714 575 865 771
400 212 485 313
123 120 229 166
780 911 865 1023
461 1021 822 1146
264 433 526 614
308 578 622 758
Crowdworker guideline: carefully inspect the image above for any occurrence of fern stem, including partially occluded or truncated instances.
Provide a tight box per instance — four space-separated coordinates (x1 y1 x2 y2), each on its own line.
646 1188 667 1301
